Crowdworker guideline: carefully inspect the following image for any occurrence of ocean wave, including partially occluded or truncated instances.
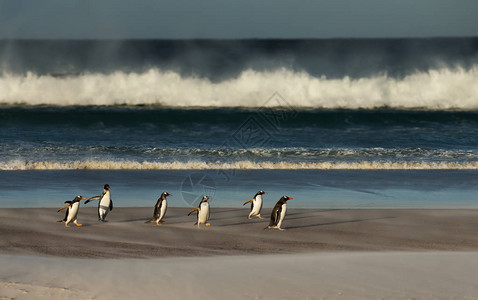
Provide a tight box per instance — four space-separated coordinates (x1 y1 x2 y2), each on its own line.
1 66 478 109
3 146 477 162
2 159 478 170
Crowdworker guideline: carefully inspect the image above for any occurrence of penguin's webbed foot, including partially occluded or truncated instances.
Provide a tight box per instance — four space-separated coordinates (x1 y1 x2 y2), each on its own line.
278 228 286 231
247 216 251 220
205 222 211 227
65 224 70 228
258 215 265 220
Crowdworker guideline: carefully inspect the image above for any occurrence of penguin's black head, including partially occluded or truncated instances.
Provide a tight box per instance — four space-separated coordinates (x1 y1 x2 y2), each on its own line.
74 195 86 202
258 190 267 195
104 184 110 190
280 195 293 201
162 192 172 198
201 196 212 203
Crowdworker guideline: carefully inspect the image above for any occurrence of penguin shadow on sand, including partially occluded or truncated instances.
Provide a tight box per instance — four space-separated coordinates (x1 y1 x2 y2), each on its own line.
285 214 330 221
117 218 151 223
286 209 343 218
138 214 188 225
285 216 396 230
215 219 263 227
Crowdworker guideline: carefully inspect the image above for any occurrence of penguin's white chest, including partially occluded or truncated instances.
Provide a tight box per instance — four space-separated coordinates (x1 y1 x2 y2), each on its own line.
251 195 263 215
159 200 167 219
98 191 111 220
277 204 287 226
198 202 209 224
99 191 111 207
67 202 80 223
280 204 287 219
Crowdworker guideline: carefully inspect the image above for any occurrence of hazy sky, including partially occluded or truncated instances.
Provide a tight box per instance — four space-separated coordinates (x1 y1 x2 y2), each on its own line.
1 0 477 39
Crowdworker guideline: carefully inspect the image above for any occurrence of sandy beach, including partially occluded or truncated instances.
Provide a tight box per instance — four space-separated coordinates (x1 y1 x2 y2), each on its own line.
2 207 478 299
3 207 478 257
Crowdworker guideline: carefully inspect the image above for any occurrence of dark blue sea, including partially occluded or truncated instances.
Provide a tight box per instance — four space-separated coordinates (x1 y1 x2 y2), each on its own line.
0 38 477 208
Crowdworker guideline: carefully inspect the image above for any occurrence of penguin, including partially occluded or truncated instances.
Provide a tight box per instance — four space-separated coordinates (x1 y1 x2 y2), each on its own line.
145 192 172 225
84 184 113 222
266 196 293 231
187 196 211 228
243 190 267 219
57 195 86 227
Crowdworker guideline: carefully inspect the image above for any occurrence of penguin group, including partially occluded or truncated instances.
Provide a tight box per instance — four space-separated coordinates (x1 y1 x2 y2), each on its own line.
57 185 292 231
57 184 114 227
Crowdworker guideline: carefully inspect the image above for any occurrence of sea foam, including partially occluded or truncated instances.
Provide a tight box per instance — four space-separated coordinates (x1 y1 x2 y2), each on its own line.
1 159 478 170
1 66 478 109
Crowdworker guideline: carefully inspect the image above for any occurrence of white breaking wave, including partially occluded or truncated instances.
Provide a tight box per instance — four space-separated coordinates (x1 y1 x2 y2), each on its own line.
1 160 478 170
1 66 478 109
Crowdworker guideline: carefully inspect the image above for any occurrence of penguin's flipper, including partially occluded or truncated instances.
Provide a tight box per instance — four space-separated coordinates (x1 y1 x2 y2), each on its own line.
64 200 72 204
109 199 113 211
273 206 282 226
188 208 199 216
85 195 101 204
57 205 70 212
268 205 281 227
152 203 161 220
243 199 253 206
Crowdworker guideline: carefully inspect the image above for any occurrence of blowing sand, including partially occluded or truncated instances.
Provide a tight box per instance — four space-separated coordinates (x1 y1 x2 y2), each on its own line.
2 252 478 300
2 207 478 299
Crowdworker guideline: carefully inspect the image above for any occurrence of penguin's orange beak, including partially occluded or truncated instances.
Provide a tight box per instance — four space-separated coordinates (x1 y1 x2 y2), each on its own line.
289 197 293 200
80 196 86 199
206 196 212 200
264 192 268 194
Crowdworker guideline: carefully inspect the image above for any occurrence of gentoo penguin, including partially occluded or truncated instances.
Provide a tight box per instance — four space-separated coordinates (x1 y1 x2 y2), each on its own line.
266 196 293 231
243 190 267 219
57 195 86 227
187 196 211 228
84 184 113 222
145 192 172 225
